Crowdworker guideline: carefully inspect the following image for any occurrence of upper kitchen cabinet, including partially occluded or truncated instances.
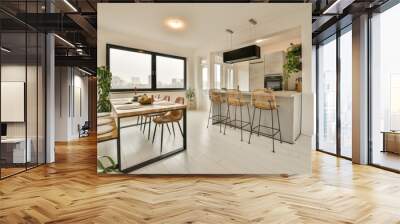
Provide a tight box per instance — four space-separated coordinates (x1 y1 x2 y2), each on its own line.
265 51 285 75
249 51 285 90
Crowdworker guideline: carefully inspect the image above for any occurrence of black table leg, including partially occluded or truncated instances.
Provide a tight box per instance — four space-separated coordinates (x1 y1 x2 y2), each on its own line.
120 108 188 173
183 108 187 149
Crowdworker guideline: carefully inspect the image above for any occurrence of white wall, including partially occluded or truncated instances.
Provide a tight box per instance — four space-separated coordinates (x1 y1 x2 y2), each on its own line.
55 67 89 141
1 63 46 164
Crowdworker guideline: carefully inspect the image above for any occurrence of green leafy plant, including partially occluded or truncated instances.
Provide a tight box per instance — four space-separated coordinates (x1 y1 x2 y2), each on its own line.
97 66 112 112
283 43 302 83
97 156 119 174
185 88 196 102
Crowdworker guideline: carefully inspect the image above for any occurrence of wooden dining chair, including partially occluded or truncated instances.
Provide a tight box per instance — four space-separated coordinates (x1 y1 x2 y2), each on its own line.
152 97 185 153
142 95 172 139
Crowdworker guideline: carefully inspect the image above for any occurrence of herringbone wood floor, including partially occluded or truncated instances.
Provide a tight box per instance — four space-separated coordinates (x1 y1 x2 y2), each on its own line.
1 136 400 223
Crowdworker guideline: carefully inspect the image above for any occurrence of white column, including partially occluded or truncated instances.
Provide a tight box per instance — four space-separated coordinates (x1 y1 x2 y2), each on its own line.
46 33 55 163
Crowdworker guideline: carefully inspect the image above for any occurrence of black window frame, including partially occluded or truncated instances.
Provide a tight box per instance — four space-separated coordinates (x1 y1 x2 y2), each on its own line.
315 23 353 161
106 44 187 92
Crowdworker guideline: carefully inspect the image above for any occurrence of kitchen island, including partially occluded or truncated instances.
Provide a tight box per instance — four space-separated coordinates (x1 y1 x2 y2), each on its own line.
211 90 301 143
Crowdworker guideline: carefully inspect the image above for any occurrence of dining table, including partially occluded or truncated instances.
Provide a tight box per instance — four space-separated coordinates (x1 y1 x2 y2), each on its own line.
111 98 187 173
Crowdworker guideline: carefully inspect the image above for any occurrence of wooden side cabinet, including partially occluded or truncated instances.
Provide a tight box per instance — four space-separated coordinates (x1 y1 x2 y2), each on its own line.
382 131 400 154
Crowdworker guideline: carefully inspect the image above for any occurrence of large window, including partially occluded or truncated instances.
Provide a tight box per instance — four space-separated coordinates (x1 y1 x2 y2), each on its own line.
317 25 353 159
214 64 221 89
317 35 337 155
202 66 209 90
156 55 185 89
370 3 400 171
109 48 152 89
339 27 352 158
107 44 186 91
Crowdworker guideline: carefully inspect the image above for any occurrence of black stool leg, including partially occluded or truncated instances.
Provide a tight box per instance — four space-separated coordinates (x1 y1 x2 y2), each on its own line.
166 123 171 134
219 103 222 133
271 108 275 153
160 124 164 153
234 106 237 129
143 117 147 133
152 124 158 143
247 104 251 127
172 122 175 137
248 106 256 144
207 101 213 128
177 121 184 137
140 116 144 130
276 108 282 143
224 105 230 135
258 109 262 136
148 118 152 140
240 105 243 141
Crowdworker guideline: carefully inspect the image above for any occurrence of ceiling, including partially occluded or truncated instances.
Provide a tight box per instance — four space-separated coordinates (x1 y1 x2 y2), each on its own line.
98 3 308 54
0 0 392 71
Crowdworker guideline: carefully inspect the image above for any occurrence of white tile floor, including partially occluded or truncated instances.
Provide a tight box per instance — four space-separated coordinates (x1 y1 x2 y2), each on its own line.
98 111 312 174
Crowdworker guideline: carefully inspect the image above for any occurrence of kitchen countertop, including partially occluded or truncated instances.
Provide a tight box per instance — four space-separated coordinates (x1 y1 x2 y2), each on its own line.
216 90 302 98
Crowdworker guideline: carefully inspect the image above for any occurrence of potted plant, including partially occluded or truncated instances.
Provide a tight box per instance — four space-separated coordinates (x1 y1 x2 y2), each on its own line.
97 66 112 113
185 87 196 110
283 43 302 91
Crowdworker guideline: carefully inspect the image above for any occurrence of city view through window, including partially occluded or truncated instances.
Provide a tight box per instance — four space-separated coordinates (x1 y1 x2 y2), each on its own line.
109 47 185 89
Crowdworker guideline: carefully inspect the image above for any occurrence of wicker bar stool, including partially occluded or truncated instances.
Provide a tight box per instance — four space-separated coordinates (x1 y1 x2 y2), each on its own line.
248 90 282 152
223 90 252 142
207 89 227 133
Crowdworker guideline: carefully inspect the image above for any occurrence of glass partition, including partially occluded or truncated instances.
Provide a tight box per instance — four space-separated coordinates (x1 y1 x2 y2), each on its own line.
370 3 400 171
0 4 46 179
1 31 28 178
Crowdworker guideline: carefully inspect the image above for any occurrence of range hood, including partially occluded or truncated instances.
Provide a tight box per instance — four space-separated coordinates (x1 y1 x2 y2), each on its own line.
223 45 260 64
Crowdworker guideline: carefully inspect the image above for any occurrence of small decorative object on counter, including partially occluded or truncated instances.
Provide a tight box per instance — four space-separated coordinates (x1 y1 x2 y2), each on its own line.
138 94 153 105
295 77 302 92
132 86 139 102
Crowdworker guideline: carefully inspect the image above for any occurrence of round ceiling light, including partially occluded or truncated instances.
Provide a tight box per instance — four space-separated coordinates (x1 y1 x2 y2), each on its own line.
255 39 264 44
255 38 270 44
165 18 185 30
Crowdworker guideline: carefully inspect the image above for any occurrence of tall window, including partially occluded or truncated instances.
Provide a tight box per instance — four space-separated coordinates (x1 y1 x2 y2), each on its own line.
156 56 184 89
214 64 221 89
370 3 400 171
202 66 209 90
317 36 337 155
227 67 234 89
339 27 352 158
107 44 186 91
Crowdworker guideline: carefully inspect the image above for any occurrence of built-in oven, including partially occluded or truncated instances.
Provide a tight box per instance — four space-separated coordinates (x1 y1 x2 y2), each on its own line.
264 75 283 91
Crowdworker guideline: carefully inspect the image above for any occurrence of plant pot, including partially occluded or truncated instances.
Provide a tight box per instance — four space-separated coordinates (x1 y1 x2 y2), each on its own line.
188 100 196 110
283 79 289 91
